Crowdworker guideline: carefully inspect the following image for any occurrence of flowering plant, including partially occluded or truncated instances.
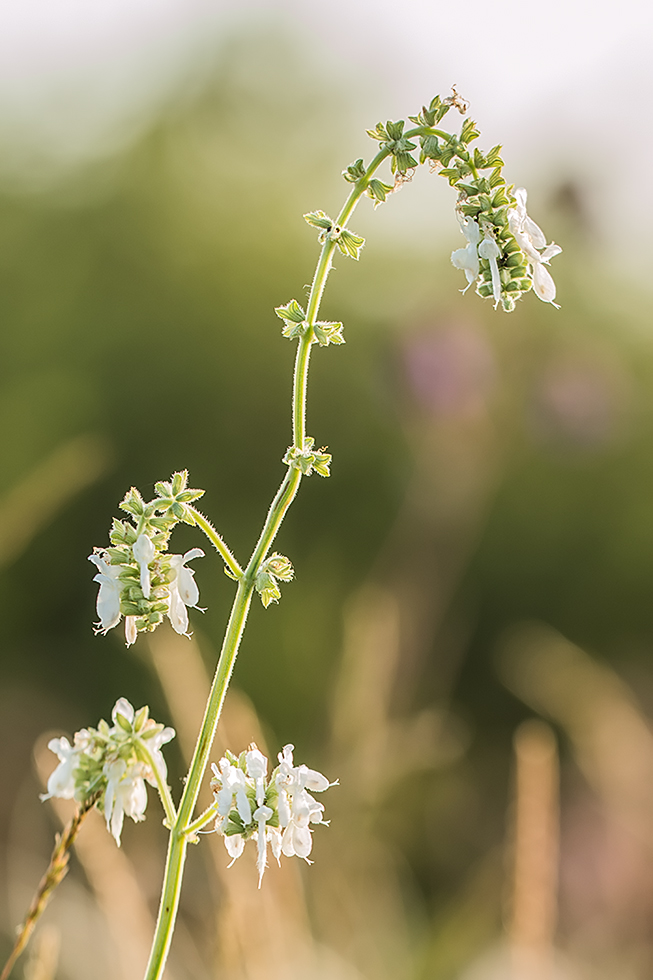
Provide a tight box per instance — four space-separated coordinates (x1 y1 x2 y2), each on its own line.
2 90 560 980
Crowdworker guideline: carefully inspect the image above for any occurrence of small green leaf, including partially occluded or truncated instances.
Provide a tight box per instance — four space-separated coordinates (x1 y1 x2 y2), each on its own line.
303 210 333 231
313 321 344 346
342 158 366 182
460 118 480 144
488 168 505 190
119 488 145 517
366 179 394 205
484 145 504 167
385 119 405 141
336 229 365 260
275 299 305 323
366 122 389 142
115 712 132 733
420 134 441 160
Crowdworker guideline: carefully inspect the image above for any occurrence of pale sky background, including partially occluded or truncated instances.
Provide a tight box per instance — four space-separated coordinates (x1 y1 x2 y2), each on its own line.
0 0 650 274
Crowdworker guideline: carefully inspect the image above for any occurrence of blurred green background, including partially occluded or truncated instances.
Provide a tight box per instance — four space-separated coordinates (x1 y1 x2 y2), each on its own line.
3 19 653 980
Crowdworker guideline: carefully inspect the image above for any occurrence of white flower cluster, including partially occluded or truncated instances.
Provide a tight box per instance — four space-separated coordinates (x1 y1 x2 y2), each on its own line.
89 540 204 647
211 743 334 887
89 471 207 647
42 698 175 845
451 187 561 309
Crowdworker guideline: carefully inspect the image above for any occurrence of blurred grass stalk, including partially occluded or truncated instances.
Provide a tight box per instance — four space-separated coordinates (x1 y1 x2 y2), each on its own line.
23 924 59 980
0 434 111 569
509 720 559 980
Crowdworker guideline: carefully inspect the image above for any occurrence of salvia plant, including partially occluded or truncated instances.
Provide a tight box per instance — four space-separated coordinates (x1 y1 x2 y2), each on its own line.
1 91 560 980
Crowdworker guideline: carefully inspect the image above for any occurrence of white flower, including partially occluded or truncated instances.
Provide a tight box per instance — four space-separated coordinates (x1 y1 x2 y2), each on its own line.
41 736 78 801
212 743 334 885
451 216 481 293
88 554 122 634
275 745 330 862
132 533 155 599
111 697 175 787
508 187 562 307
167 548 205 636
253 804 274 887
143 724 176 786
103 758 149 845
478 233 502 309
246 745 268 805
40 698 175 849
212 759 252 826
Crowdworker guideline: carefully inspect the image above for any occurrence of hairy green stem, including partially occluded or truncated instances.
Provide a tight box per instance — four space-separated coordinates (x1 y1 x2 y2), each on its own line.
188 507 242 578
184 800 221 839
143 578 253 980
138 743 177 828
142 135 400 980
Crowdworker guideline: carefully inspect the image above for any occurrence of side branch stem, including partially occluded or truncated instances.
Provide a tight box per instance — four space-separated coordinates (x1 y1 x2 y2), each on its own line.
188 507 242 578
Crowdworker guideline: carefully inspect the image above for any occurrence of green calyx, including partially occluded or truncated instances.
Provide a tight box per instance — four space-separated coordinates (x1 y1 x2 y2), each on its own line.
283 437 331 477
254 552 294 608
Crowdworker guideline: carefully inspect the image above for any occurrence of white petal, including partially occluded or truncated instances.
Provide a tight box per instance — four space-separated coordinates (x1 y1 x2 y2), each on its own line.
91 560 122 632
478 237 500 260
533 261 559 305
110 799 125 845
177 566 199 607
256 840 267 886
287 823 313 860
167 584 189 635
524 215 547 249
303 768 330 792
281 822 296 857
253 805 273 823
236 787 252 826
125 616 138 647
183 548 205 563
278 744 294 768
224 834 245 866
462 217 481 244
245 746 267 780
267 826 283 864
540 242 562 263
123 775 148 821
112 698 135 725
133 534 155 599
42 739 78 800
277 789 291 827
159 726 175 746
217 784 233 816
514 187 528 212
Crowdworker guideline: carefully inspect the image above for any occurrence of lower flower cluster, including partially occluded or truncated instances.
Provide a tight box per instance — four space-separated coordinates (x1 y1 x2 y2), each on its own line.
211 743 334 887
42 698 175 845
